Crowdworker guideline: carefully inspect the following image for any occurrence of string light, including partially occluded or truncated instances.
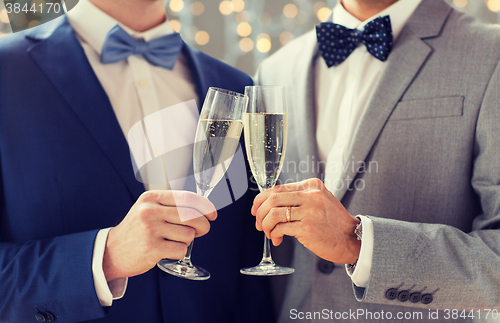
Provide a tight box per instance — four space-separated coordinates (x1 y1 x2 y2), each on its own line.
190 2 205 16
169 20 181 32
237 22 252 37
283 4 298 18
256 33 271 53
487 0 500 12
239 37 254 52
232 0 245 12
28 19 40 28
453 0 467 8
279 31 294 46
0 9 9 24
169 0 184 13
195 31 210 45
219 1 234 15
313 2 328 14
236 11 250 22
316 7 332 21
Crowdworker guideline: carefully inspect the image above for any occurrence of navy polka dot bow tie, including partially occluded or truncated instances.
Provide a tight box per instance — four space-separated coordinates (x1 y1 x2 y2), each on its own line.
316 16 393 67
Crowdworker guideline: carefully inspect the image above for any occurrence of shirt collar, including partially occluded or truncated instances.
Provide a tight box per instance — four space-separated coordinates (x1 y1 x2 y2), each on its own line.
66 0 175 55
332 0 423 40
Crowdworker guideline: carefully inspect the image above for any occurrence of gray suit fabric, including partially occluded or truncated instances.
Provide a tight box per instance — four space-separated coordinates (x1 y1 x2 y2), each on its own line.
256 0 500 322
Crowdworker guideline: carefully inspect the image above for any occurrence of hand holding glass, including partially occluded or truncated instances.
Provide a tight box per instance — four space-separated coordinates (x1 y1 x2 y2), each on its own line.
157 87 248 280
240 85 295 276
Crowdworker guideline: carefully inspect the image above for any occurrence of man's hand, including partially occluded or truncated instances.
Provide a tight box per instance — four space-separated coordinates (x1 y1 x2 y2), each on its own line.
103 190 217 281
251 178 360 264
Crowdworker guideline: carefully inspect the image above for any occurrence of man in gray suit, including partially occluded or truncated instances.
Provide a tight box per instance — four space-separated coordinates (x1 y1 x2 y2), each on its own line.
252 0 500 321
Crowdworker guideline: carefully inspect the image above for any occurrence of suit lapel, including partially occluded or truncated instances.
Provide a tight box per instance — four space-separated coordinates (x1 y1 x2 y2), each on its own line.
289 31 321 181
26 17 145 200
335 0 453 200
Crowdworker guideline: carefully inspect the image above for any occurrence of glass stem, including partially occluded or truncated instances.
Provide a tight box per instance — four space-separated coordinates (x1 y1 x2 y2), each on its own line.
260 235 275 266
178 241 194 267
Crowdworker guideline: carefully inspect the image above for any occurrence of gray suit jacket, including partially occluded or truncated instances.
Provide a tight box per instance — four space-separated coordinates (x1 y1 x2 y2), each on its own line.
256 0 500 322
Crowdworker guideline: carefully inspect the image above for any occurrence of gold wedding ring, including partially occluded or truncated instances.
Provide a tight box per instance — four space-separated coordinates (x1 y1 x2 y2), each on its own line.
286 206 292 222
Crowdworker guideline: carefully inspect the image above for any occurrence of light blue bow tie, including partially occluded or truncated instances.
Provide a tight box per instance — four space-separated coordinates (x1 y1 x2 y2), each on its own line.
101 25 184 70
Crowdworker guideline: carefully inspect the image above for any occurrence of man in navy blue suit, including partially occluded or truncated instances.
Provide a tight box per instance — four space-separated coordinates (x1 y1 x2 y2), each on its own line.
0 0 273 322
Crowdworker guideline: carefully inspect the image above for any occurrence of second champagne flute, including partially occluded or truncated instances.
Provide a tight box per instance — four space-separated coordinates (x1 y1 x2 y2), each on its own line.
240 85 295 276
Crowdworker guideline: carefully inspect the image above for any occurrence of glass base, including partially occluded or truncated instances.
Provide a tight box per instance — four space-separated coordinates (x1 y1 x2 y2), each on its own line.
157 259 210 281
240 262 295 276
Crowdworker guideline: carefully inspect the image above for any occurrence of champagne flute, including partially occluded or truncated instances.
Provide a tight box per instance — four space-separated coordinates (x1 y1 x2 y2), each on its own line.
240 85 295 276
157 87 248 280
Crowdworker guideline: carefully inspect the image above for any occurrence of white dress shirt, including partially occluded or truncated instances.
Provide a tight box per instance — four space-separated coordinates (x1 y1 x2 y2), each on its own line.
66 0 198 306
315 0 422 287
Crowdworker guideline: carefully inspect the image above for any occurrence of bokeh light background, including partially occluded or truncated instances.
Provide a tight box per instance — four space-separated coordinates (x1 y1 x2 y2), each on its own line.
0 0 499 75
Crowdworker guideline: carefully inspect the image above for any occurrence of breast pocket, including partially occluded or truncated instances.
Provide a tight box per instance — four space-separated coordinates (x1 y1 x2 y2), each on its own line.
389 96 464 121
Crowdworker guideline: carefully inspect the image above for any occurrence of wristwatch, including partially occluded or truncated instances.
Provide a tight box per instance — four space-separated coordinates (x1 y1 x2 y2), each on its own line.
347 221 362 274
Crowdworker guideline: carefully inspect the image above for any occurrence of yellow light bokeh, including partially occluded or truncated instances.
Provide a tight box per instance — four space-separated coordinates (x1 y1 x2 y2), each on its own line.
190 2 205 16
453 0 467 8
487 0 500 12
283 3 298 18
169 19 181 32
256 38 271 53
0 9 9 24
219 1 234 15
257 33 271 41
239 37 254 52
232 0 245 12
313 2 327 14
495 24 500 27
28 19 40 28
195 31 210 45
237 22 252 37
236 11 250 22
317 7 332 22
169 0 184 13
279 31 294 46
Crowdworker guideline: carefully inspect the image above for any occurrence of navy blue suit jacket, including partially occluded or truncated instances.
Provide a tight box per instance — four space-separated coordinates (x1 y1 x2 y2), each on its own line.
0 17 274 323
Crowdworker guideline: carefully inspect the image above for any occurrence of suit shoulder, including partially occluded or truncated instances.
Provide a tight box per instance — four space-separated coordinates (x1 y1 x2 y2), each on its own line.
0 31 35 55
446 9 500 46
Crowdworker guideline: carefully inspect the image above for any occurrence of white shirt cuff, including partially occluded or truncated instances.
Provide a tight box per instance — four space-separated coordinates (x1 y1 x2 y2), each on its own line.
92 228 128 307
345 215 374 288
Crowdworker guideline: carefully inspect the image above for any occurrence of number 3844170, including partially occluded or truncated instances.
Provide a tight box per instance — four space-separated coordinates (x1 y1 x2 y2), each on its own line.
5 2 62 14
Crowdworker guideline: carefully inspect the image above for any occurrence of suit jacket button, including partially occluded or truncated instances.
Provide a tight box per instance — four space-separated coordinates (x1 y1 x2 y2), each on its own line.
398 290 410 302
45 311 55 321
35 313 46 322
385 288 398 300
421 293 434 305
317 259 334 274
410 292 422 303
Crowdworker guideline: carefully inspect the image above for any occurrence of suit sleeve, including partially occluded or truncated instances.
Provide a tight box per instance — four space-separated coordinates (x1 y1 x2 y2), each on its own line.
0 227 108 322
355 60 500 310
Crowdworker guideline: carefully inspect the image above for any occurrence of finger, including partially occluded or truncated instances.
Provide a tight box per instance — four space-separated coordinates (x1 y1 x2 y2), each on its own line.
255 192 304 228
270 222 301 246
141 190 217 220
169 207 211 237
159 222 196 245
261 206 302 238
251 178 324 214
157 240 189 260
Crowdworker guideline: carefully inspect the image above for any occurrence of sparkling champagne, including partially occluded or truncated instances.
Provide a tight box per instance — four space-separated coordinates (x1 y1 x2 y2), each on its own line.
193 119 243 196
244 113 288 190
